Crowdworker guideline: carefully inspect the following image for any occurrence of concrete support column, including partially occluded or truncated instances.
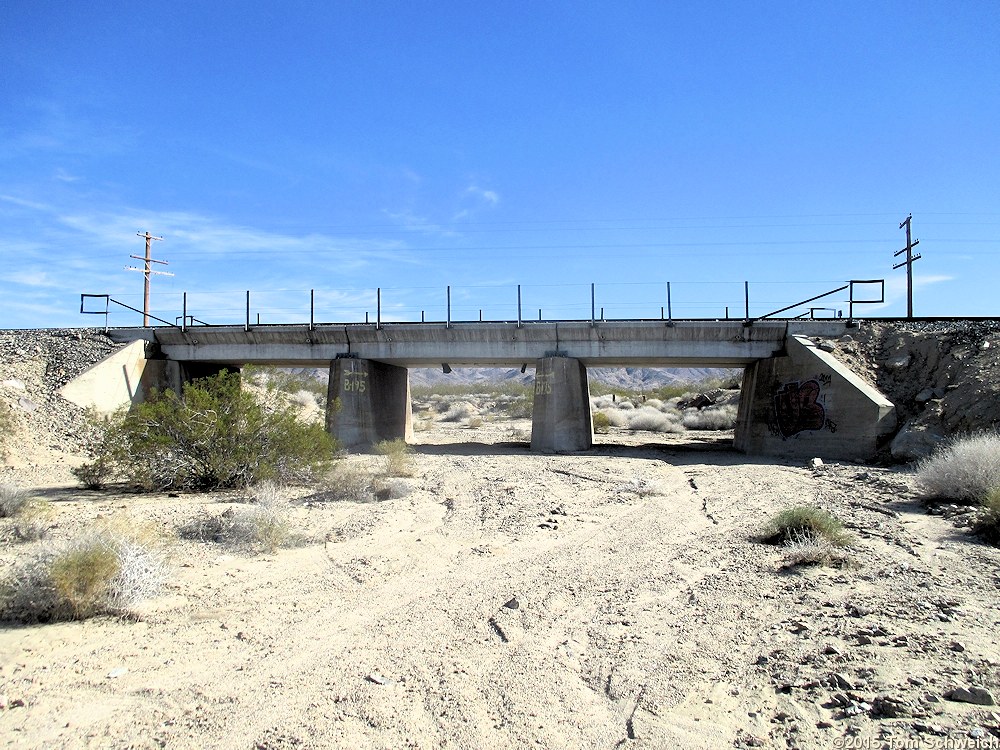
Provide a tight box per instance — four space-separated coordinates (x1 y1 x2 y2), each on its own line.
530 356 592 452
326 358 413 449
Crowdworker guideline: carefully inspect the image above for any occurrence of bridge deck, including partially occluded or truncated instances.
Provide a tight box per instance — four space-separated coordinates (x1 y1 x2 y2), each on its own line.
109 319 853 368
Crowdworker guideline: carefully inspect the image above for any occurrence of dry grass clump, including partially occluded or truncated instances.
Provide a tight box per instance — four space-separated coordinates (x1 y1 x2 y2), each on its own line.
592 411 612 434
375 439 415 477
759 505 852 548
1 521 167 622
0 399 15 457
467 417 484 429
972 488 1000 546
916 432 1000 503
781 530 853 568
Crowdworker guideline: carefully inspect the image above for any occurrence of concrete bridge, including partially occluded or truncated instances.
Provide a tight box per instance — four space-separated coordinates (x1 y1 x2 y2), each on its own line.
62 319 897 461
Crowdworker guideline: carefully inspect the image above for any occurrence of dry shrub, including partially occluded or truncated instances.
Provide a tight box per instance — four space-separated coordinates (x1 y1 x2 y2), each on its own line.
179 497 291 554
0 483 31 517
13 500 53 542
375 439 415 477
916 432 1000 502
311 463 376 503
374 477 412 501
781 529 853 568
441 401 476 422
1 521 167 622
592 411 612 434
626 407 685 433
467 417 484 429
601 409 628 428
682 404 738 431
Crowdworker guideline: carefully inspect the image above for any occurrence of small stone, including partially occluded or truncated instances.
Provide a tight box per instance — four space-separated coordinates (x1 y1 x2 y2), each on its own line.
809 457 824 469
856 635 873 646
823 645 842 656
846 603 873 617
948 641 965 652
969 728 986 739
503 597 520 610
915 388 936 403
107 667 128 679
832 673 854 690
366 672 391 685
817 341 836 352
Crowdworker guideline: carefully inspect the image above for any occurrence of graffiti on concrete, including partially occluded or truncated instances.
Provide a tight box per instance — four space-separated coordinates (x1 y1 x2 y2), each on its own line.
773 373 833 438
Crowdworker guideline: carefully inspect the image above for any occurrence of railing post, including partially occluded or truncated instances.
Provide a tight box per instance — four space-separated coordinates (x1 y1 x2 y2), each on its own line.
377 287 381 330
310 289 315 331
517 284 522 328
245 291 250 332
591 283 595 327
182 292 188 333
667 282 672 321
744 281 750 320
447 285 451 328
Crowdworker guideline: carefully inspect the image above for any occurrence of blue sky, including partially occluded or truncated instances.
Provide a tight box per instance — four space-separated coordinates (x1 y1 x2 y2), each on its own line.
2 2 998 328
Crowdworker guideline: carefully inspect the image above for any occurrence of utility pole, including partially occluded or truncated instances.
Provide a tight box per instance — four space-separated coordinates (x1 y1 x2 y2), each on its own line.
893 214 921 318
126 231 172 326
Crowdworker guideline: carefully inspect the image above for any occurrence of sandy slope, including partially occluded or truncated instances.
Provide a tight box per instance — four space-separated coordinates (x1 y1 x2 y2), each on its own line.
2 421 1000 749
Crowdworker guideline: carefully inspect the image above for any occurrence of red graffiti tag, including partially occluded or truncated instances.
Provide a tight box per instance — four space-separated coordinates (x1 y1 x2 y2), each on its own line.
774 380 826 438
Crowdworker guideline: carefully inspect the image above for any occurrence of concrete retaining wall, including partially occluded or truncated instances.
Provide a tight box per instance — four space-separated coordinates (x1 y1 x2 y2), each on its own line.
58 340 166 416
734 336 896 461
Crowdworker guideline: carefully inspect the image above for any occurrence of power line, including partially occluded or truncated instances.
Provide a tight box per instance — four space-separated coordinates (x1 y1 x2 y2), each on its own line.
125 231 172 326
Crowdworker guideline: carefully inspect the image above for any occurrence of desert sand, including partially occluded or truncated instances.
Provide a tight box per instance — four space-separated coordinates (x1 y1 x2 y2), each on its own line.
2 413 1000 749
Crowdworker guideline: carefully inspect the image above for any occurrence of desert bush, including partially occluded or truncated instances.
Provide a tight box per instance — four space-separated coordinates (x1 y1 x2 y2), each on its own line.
972 488 1000 546
592 411 612 434
682 404 738 431
0 483 31 517
441 401 476 422
375 438 415 477
311 463 376 503
492 395 532 419
916 432 1000 503
467 417 484 429
627 407 685 433
759 506 852 547
1 522 166 622
374 477 412 501
79 372 335 491
601 409 628 428
13 500 53 542
179 499 290 554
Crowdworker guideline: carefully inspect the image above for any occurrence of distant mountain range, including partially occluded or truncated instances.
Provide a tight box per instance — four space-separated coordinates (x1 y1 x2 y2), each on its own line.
408 366 739 391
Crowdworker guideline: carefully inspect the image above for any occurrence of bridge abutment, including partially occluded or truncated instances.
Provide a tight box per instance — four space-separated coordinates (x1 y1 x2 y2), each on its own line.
326 358 413 449
530 356 593 453
734 335 896 461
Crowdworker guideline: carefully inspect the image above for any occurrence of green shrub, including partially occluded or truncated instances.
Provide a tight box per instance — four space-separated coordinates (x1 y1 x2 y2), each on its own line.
79 372 335 491
916 432 1000 503
592 411 611 434
973 488 1000 546
374 438 415 478
759 506 851 547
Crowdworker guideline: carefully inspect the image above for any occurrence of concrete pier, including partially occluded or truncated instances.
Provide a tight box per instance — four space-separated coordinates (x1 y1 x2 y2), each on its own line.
326 358 413 449
530 357 593 453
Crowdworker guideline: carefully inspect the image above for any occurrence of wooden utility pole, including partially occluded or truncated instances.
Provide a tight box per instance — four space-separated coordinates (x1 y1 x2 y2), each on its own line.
126 231 171 326
893 214 921 318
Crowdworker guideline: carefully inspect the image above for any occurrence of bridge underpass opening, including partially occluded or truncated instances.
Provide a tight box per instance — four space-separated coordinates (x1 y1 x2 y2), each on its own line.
404 365 745 452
